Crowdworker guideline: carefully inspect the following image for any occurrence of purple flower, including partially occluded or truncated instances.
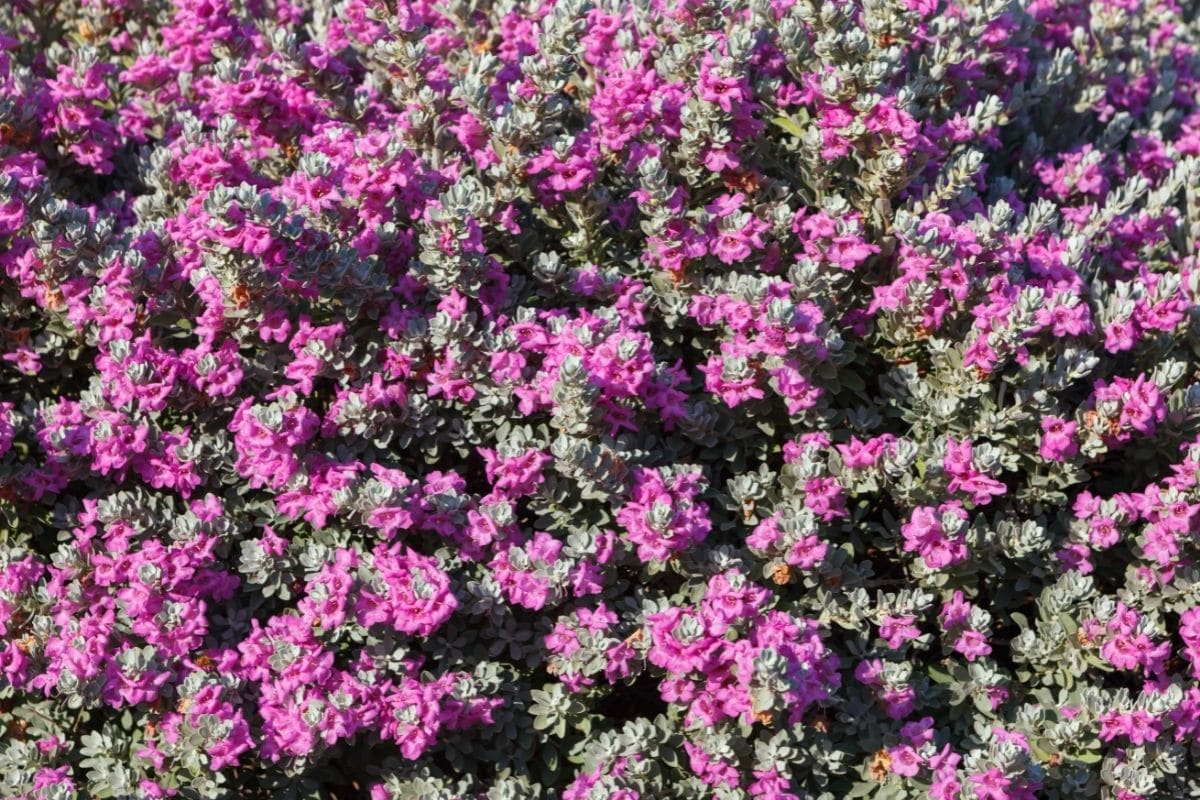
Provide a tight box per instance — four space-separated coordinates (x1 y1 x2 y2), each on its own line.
1039 416 1079 461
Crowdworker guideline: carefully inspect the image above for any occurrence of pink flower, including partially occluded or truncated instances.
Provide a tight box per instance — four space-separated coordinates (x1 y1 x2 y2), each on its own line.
490 532 563 611
616 468 712 563
355 545 457 636
900 717 936 746
879 614 922 649
969 767 1011 800
701 570 768 634
647 607 719 675
746 515 827 570
953 629 992 661
901 504 969 570
1089 516 1121 548
698 58 746 112
1039 416 1079 461
748 768 801 800
699 354 764 407
1128 709 1161 744
889 745 923 777
1101 634 1141 670
837 435 896 469
943 438 1007 505
880 686 916 719
803 477 847 521
940 591 974 630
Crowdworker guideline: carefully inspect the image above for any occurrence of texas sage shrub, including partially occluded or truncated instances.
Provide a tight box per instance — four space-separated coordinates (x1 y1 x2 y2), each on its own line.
2 0 1200 798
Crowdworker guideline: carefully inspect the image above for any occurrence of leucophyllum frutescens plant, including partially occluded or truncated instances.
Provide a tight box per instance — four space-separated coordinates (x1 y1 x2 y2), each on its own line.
2 0 1200 798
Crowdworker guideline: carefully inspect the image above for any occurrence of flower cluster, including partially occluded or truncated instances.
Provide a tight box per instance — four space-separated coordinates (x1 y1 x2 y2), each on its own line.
3 0 1200 798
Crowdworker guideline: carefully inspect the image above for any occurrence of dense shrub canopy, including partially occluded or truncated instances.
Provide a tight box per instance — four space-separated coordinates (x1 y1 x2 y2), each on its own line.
3 0 1200 798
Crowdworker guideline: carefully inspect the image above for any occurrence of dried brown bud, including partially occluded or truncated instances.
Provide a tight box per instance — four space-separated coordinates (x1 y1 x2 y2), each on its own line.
869 749 893 781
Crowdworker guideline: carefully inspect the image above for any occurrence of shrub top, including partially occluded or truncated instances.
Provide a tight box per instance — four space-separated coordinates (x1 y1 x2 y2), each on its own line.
1 0 1200 799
